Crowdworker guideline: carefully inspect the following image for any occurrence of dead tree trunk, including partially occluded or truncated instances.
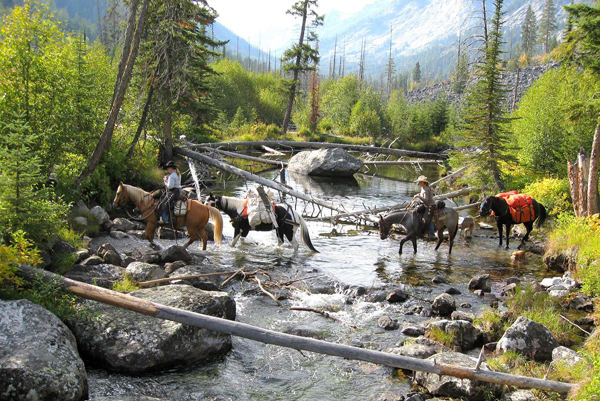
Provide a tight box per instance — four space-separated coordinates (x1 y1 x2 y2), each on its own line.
587 114 600 215
127 60 160 159
568 151 590 217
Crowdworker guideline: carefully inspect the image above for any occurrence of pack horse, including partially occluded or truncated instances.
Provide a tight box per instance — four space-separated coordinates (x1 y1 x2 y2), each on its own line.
112 182 223 250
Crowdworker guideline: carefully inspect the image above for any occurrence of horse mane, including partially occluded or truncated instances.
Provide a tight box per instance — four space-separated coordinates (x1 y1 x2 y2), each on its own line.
384 210 413 225
123 184 150 203
221 195 246 214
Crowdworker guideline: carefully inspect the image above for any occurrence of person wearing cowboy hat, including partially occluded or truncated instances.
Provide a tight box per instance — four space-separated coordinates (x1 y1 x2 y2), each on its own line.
161 161 182 224
413 175 436 238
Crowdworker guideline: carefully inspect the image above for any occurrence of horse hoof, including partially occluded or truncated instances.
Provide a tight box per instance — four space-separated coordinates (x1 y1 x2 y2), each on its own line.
504 246 509 250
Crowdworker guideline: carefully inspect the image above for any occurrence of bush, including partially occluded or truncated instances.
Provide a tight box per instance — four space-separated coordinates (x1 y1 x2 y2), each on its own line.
112 274 140 293
547 213 600 296
521 177 572 216
0 231 41 290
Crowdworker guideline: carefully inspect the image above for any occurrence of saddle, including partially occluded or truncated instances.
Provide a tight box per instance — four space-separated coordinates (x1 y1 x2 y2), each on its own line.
428 201 447 226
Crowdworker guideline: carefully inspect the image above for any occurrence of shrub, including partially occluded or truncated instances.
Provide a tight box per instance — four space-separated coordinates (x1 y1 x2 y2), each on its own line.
112 274 140 293
0 231 41 290
521 177 572 216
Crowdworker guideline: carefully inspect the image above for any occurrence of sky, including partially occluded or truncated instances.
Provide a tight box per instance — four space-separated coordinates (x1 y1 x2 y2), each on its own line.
212 0 378 50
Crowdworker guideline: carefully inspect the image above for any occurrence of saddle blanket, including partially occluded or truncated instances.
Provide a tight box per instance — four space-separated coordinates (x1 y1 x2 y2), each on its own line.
494 191 535 223
246 189 276 227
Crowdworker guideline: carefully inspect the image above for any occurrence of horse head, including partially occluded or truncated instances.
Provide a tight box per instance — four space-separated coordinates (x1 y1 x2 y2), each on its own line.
379 214 390 240
479 196 493 217
112 182 128 209
205 193 216 207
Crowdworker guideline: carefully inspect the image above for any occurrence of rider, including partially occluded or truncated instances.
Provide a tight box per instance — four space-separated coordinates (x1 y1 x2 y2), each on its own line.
412 175 436 238
161 161 182 224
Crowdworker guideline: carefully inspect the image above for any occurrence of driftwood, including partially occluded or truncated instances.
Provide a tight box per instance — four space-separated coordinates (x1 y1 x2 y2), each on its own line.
363 160 441 166
191 140 446 160
175 146 348 214
430 166 469 188
16 265 574 394
137 270 240 288
200 146 288 167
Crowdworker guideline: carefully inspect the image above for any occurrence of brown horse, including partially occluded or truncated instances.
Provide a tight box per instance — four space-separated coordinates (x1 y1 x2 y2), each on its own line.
112 182 222 250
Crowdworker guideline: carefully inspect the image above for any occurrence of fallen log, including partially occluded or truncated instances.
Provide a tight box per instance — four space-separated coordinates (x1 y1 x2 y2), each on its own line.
191 140 446 160
175 146 348 214
199 146 288 167
16 265 574 394
363 160 441 166
430 166 469 188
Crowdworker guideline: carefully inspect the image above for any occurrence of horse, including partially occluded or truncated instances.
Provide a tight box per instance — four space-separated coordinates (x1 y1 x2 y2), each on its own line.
459 216 475 239
379 204 459 254
479 195 546 250
112 182 223 250
205 194 318 252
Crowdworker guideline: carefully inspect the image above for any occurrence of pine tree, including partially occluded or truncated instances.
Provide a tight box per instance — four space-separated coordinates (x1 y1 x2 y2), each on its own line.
281 0 323 137
522 5 537 57
413 62 421 84
460 0 511 190
538 0 557 54
453 42 469 94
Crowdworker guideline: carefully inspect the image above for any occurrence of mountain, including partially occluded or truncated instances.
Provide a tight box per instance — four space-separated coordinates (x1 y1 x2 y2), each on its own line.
314 0 576 80
212 22 279 68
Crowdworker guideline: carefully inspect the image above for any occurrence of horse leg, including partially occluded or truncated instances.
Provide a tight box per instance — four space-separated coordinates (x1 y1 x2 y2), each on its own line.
289 225 299 251
411 234 417 254
231 226 242 247
434 227 444 251
199 228 208 251
519 222 534 250
276 227 284 246
497 221 503 247
505 223 511 250
184 225 198 251
399 237 407 254
146 223 158 248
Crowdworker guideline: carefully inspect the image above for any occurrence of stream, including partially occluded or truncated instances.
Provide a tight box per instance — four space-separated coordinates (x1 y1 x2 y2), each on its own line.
87 165 552 401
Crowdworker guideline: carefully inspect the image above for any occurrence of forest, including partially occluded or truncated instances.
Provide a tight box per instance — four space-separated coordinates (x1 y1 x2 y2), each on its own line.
1 0 600 399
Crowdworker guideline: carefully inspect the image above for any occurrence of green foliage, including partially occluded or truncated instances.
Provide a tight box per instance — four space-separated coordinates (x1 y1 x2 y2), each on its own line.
564 1 600 75
572 330 600 400
453 50 469 94
412 61 421 84
547 214 600 297
349 101 381 137
425 325 455 349
522 5 538 57
521 177 572 216
0 231 41 290
57 227 85 249
474 308 506 342
538 0 557 54
506 283 581 346
511 66 600 177
112 274 140 293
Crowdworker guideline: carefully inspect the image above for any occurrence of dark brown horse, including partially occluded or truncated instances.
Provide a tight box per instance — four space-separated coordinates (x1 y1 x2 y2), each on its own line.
479 195 546 249
112 183 222 250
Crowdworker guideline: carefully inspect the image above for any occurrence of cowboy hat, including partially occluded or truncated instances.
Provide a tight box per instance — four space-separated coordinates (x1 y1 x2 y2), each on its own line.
164 161 178 169
415 175 429 184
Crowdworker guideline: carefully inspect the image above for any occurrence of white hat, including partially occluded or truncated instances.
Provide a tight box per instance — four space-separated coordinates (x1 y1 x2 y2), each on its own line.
415 175 429 184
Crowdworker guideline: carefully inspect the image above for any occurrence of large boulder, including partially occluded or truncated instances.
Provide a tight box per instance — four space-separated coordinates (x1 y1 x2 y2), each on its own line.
426 319 482 351
167 264 223 291
68 285 235 373
159 245 191 263
414 352 503 400
126 262 165 282
388 337 446 359
287 148 363 177
0 300 87 401
89 206 110 225
468 274 491 292
64 264 126 288
431 293 456 316
110 218 136 232
496 316 558 361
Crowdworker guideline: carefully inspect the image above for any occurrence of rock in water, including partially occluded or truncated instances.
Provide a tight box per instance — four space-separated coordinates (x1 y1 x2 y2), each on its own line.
496 316 558 361
89 205 110 225
0 299 88 401
287 148 363 177
426 319 482 351
159 245 191 263
126 262 165 282
468 274 491 292
431 293 456 316
68 285 235 373
414 352 503 400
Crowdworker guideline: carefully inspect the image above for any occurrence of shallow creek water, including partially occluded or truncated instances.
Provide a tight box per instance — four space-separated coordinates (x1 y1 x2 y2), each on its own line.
88 166 552 401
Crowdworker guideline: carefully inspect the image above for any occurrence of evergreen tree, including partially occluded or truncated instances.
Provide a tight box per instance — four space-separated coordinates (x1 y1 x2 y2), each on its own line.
459 0 511 190
521 5 537 57
564 1 600 74
453 50 469 94
413 62 422 84
538 0 557 54
281 0 323 136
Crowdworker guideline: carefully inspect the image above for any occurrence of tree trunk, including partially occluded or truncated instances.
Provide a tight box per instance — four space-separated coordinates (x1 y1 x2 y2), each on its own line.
568 157 582 217
282 0 309 137
127 62 159 158
112 0 139 102
579 151 589 216
164 108 173 162
587 113 600 215
76 0 150 184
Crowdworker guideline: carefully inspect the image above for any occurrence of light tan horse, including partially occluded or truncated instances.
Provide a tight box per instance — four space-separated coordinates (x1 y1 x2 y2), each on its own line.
112 182 222 250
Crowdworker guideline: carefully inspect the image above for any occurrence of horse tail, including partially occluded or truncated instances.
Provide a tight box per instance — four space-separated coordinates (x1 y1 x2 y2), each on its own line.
298 215 318 253
208 206 223 245
536 203 547 228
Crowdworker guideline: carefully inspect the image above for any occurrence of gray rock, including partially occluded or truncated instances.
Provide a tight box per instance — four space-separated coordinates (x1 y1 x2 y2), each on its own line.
126 262 166 282
426 319 482 351
377 392 405 401
460 303 472 309
109 230 129 239
496 316 558 361
569 293 593 311
64 264 126 288
164 260 188 275
97 243 118 257
122 256 135 267
431 293 456 316
102 250 123 267
363 290 388 303
451 311 474 322
343 285 367 297
90 205 110 224
68 285 235 373
159 245 191 263
474 289 484 297
540 277 562 288
102 220 114 232
0 300 87 401
73 200 90 214
431 275 448 284
52 240 76 255
444 287 461 295
167 264 223 291
552 346 584 366
468 274 491 292
287 148 363 177
506 277 521 285
73 216 88 228
401 324 425 337
404 394 426 401
548 285 569 298
111 217 136 232
401 299 433 317
386 289 409 303
502 390 537 401
414 352 503 400
91 397 167 401
74 249 91 264
378 315 399 330
80 255 103 266
388 337 446 359
575 316 595 327
501 283 518 296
